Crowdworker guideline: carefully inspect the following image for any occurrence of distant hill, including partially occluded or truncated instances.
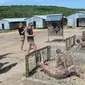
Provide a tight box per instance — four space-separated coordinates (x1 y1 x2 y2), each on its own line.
0 5 85 18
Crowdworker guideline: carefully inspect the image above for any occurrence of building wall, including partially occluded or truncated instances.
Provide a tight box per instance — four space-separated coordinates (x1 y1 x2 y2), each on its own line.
26 17 34 26
0 20 9 29
67 13 85 28
9 21 26 29
34 17 43 28
67 14 78 28
26 17 44 28
0 23 2 29
0 18 26 30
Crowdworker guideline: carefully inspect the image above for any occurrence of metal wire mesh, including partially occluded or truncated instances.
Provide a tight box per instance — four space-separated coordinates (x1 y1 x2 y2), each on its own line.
25 45 85 85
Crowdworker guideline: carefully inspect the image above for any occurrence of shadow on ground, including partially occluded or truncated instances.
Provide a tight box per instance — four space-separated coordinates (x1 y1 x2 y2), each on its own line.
0 63 17 74
0 53 12 60
46 39 65 43
0 62 9 69
52 39 65 42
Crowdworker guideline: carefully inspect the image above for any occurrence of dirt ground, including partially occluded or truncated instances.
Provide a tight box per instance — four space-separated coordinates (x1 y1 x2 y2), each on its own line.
0 28 85 85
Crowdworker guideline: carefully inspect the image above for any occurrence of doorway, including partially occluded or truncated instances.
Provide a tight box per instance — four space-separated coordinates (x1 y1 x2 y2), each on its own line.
2 24 4 29
33 21 36 28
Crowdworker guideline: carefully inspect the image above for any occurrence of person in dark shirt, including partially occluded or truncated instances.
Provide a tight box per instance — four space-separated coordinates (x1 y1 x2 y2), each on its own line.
27 25 34 42
25 23 37 53
18 23 25 51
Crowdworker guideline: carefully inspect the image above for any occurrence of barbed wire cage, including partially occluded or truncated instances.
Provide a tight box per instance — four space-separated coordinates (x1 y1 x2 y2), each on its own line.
25 35 85 85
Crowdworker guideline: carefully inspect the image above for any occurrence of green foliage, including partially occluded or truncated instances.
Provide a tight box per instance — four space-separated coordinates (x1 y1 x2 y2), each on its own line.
0 5 85 18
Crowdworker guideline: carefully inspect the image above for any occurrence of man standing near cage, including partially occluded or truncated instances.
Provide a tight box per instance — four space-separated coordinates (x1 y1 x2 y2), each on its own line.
39 49 85 79
22 23 37 53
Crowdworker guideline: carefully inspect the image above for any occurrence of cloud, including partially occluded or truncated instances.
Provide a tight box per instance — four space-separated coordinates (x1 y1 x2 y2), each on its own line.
0 0 9 3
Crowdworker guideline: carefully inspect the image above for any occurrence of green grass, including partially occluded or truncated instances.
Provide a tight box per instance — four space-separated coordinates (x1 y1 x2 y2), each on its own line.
0 29 16 33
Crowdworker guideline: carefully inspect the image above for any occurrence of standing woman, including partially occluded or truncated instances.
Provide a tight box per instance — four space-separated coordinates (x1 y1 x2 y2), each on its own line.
18 23 25 51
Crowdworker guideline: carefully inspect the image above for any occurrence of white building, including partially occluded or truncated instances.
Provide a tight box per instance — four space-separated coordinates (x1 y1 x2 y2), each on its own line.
67 11 85 28
0 18 26 29
25 15 47 28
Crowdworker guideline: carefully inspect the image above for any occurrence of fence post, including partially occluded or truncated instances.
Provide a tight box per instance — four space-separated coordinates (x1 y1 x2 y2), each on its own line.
25 54 29 78
35 50 41 66
47 46 51 60
66 38 69 51
69 37 71 48
73 35 76 45
82 31 85 37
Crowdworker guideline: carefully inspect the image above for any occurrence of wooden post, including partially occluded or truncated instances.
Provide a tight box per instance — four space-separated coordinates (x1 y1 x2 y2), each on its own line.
66 38 67 50
69 37 71 48
73 35 76 45
35 51 41 66
66 38 69 51
82 31 85 37
47 46 51 60
25 54 29 78
71 36 74 47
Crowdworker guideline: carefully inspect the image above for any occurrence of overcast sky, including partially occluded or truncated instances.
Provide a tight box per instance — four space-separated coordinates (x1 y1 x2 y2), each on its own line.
0 0 85 9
